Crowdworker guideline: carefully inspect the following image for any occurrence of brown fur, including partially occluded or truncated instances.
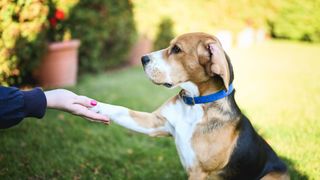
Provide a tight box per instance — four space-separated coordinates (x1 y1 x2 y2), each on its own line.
192 123 239 172
130 111 166 129
189 98 240 177
261 171 290 180
188 166 208 180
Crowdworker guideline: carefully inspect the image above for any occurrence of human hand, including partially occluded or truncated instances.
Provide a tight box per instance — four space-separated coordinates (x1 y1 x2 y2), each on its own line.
44 89 110 124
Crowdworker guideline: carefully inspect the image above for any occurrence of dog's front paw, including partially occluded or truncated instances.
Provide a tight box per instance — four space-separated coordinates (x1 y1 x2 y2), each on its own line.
89 103 107 116
89 103 113 116
90 102 128 120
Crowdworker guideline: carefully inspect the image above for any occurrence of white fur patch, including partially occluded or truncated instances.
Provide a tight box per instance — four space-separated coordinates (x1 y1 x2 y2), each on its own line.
160 98 203 169
145 50 172 83
179 81 199 97
91 103 169 135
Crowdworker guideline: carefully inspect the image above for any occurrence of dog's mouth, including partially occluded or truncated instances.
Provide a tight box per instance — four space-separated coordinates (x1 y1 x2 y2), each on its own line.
162 83 173 88
142 68 174 88
153 82 173 88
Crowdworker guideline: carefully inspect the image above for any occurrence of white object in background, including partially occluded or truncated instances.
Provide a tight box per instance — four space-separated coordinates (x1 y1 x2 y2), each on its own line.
237 27 255 48
216 30 233 52
256 28 266 43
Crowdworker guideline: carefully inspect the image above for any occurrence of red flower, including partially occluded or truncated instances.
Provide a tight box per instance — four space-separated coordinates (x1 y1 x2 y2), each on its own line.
55 9 65 20
49 17 57 28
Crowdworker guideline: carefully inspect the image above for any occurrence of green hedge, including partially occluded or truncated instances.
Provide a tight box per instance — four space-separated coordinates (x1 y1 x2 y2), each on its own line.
269 0 320 42
67 0 137 73
153 17 174 50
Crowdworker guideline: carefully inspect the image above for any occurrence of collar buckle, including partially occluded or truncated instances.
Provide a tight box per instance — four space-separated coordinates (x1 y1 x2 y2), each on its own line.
180 90 196 105
189 96 196 105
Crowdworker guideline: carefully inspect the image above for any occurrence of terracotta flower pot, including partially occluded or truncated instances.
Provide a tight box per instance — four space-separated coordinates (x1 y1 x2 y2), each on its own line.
37 40 80 88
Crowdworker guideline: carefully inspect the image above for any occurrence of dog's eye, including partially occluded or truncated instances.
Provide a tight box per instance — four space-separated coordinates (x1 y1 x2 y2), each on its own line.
171 45 181 54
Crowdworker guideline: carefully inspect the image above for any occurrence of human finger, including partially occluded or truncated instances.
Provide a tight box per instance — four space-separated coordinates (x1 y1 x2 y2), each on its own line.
71 104 110 123
74 95 98 108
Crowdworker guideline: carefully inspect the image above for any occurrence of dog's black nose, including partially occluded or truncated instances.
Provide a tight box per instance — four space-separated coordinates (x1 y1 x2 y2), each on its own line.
141 55 150 66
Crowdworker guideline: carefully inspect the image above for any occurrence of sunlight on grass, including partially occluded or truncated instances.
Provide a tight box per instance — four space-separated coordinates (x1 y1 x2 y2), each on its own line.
0 40 319 179
229 40 320 178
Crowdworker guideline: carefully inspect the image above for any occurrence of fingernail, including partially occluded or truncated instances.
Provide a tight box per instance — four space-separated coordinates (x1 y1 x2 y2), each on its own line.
90 100 97 106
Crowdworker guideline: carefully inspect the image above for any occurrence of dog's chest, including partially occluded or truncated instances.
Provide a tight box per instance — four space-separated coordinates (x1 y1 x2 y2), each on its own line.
161 99 204 169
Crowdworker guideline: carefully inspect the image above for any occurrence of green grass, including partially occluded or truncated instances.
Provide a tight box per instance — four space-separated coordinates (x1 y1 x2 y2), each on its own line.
1 40 320 179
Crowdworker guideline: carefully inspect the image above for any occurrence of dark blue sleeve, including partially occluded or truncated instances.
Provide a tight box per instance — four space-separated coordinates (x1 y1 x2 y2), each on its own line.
0 86 47 129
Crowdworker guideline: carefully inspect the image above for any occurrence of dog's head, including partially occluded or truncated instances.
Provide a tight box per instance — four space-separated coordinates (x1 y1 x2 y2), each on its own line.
141 32 233 91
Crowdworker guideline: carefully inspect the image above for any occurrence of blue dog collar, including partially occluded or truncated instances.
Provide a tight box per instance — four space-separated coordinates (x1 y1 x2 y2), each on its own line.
180 83 234 105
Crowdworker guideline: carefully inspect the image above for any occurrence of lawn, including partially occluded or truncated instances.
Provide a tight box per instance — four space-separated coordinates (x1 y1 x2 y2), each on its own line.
1 40 320 179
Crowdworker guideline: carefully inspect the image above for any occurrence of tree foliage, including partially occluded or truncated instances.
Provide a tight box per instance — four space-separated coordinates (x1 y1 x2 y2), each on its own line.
269 0 320 42
154 18 174 50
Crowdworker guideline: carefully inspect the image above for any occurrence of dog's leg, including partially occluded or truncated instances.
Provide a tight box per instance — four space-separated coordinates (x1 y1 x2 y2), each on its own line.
91 102 170 137
261 171 290 180
188 167 208 180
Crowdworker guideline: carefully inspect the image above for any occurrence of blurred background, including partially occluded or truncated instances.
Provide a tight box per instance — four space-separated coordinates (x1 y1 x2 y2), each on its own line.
1 0 319 179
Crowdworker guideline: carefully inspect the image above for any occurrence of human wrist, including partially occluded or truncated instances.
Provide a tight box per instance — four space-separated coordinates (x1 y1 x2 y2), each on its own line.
44 90 60 109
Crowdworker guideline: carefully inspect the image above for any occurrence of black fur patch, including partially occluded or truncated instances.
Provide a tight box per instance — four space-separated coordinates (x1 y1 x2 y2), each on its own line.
218 97 287 180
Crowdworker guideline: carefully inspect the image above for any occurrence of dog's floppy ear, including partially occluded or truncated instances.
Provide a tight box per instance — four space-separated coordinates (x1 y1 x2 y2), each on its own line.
205 40 231 90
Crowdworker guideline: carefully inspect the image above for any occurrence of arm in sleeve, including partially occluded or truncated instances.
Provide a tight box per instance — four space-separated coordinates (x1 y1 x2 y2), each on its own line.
0 86 47 129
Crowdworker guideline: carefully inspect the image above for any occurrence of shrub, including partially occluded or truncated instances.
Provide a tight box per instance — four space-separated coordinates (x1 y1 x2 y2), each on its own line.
153 17 175 50
47 0 70 42
66 0 137 73
0 1 48 86
268 0 320 42
0 0 137 85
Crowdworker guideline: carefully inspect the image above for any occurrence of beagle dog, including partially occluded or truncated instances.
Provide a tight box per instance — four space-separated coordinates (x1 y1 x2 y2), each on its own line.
92 33 289 180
